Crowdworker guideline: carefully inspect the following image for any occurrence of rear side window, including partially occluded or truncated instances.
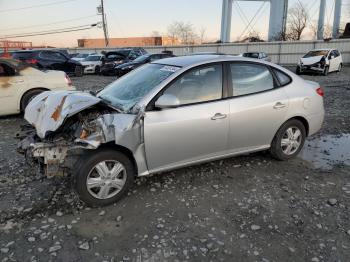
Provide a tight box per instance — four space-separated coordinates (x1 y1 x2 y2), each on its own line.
272 69 292 86
12 52 35 60
230 63 274 97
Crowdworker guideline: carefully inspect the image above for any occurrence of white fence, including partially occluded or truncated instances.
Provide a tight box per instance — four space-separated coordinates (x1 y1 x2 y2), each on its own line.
69 39 350 65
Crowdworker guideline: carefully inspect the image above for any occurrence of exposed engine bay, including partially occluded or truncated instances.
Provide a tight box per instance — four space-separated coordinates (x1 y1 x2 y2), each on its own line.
17 90 147 177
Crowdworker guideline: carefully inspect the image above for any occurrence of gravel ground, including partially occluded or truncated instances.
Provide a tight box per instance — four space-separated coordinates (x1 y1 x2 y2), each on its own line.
0 67 349 262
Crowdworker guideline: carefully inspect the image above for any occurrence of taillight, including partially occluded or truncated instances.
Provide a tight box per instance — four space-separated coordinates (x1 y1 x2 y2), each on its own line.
25 58 38 64
316 87 324 97
65 74 72 86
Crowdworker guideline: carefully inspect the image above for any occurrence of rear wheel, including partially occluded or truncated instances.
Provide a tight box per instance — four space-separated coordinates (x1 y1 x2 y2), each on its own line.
75 65 83 77
75 149 135 207
20 89 45 112
270 119 306 161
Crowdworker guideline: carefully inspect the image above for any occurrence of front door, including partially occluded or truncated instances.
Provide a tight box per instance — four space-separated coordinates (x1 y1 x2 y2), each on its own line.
144 63 229 171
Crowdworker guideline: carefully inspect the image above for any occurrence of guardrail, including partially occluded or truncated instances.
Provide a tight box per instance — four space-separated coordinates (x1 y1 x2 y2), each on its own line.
67 39 350 65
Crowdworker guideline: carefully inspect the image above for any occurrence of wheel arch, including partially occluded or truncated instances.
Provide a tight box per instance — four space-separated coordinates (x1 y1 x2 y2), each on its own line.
19 87 50 112
282 116 309 136
98 142 138 175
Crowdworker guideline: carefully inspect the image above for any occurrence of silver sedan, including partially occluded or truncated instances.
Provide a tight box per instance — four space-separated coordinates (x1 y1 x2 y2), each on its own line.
21 55 325 206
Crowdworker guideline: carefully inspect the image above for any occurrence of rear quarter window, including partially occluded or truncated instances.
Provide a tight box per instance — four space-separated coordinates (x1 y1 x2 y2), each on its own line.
273 68 292 86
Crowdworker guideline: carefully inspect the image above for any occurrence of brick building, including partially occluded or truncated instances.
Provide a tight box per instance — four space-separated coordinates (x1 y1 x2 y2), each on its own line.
77 36 180 48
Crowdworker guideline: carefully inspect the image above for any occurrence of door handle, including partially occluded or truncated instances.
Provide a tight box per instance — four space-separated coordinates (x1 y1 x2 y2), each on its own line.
273 102 286 109
211 113 227 120
10 80 24 84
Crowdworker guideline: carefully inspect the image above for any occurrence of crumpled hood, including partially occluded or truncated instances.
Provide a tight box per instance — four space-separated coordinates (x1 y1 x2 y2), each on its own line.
24 90 101 138
300 55 324 65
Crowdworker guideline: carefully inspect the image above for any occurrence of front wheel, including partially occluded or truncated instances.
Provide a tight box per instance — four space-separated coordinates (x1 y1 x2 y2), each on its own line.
75 149 135 206
270 119 306 161
323 66 329 76
95 66 100 74
337 63 342 72
296 66 302 75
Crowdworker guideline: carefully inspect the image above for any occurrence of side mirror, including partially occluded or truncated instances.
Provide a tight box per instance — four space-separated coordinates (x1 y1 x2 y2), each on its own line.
331 55 335 59
155 94 180 109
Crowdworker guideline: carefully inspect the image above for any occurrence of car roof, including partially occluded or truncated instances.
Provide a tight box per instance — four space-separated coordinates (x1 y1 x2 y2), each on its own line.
152 54 242 67
311 48 332 51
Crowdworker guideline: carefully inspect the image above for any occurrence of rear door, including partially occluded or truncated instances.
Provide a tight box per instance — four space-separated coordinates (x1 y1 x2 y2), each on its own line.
144 63 230 171
227 62 289 152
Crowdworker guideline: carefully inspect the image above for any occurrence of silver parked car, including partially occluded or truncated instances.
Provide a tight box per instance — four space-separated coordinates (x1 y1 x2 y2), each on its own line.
241 52 271 62
19 55 324 206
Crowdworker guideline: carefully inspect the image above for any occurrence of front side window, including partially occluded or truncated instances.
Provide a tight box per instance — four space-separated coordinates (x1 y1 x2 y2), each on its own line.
230 63 274 97
163 64 222 106
98 63 179 112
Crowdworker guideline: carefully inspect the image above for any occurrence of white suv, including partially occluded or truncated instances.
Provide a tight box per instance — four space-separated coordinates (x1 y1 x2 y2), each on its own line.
296 49 343 76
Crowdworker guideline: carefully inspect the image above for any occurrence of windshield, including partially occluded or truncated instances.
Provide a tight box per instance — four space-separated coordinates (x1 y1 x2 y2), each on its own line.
133 54 150 63
98 63 180 112
303 50 328 58
76 54 89 58
85 56 101 61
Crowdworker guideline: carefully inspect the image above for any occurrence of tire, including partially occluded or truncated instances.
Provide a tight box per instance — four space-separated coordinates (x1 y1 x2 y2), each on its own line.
95 66 100 75
75 65 83 77
323 66 329 76
296 66 302 75
270 119 306 161
337 63 342 72
20 89 45 112
75 149 135 207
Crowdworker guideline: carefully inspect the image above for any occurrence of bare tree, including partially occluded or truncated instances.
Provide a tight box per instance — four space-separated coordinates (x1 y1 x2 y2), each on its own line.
285 2 309 40
198 26 207 44
167 21 198 45
151 31 161 37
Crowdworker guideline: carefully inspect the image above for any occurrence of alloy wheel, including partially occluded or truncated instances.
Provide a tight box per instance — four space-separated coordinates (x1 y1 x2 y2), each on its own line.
86 160 126 199
280 126 302 155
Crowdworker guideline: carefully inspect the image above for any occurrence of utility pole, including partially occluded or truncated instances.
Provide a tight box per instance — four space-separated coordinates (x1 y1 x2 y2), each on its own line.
99 0 109 46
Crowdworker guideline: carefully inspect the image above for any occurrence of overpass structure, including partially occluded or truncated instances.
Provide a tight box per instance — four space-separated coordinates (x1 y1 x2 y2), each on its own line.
220 0 343 42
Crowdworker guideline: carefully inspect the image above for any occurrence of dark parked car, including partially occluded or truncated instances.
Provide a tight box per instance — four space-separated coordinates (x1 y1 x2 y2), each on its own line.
11 50 84 76
114 53 175 77
100 48 147 76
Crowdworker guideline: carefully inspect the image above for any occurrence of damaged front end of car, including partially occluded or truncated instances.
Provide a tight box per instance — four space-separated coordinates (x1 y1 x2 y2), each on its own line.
17 90 146 177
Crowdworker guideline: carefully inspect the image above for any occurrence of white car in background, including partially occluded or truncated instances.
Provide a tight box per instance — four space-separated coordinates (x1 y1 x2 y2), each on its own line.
71 53 97 62
296 49 343 76
80 54 105 74
0 58 75 116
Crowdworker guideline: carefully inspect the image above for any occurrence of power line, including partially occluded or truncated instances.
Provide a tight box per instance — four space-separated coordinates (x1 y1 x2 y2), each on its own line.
0 27 95 40
0 24 98 39
1 15 98 32
0 0 79 13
